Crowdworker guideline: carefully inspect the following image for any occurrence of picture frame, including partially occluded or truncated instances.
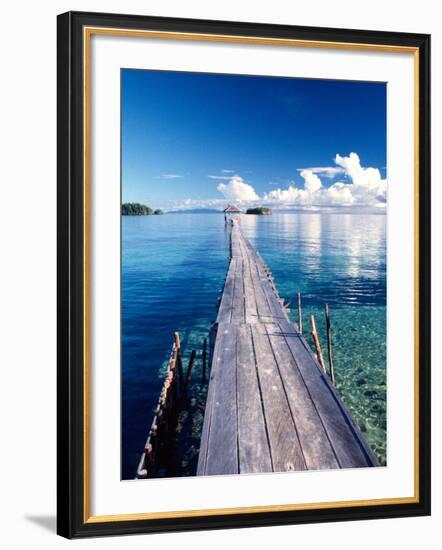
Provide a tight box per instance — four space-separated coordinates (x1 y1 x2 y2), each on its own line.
57 10 431 538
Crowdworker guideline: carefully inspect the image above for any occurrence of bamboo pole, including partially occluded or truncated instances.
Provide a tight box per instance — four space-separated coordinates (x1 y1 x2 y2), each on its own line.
325 304 335 385
297 292 303 334
202 338 207 382
174 332 184 391
185 350 196 385
310 314 326 373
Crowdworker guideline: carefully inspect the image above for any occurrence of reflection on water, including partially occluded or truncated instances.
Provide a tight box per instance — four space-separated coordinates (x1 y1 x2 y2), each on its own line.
240 213 386 306
122 212 387 479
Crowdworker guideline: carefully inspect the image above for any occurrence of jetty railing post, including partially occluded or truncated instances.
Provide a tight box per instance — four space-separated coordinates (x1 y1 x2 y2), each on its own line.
174 331 184 392
185 350 196 386
309 314 326 373
170 343 178 406
297 292 302 334
325 304 336 385
202 337 207 383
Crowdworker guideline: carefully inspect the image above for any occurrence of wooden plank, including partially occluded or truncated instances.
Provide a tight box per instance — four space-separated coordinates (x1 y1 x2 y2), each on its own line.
245 241 299 337
238 234 250 261
265 323 339 470
231 259 245 324
260 274 289 324
251 323 307 472
237 227 286 323
230 225 242 258
237 324 273 473
205 324 239 475
243 255 259 324
197 327 221 475
277 316 378 467
241 232 259 323
247 255 273 323
216 258 237 324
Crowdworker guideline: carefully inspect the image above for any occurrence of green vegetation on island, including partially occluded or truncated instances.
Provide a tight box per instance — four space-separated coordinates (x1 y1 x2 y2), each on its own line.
246 207 272 215
122 203 164 216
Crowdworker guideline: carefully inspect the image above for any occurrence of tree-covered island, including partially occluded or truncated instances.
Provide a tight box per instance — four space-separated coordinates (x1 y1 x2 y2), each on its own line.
246 207 272 215
122 203 164 216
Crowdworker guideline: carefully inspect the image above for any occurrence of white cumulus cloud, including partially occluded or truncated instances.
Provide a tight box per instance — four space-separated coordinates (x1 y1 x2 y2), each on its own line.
301 169 323 193
334 152 386 202
170 153 386 211
216 175 260 202
264 153 386 208
297 166 345 178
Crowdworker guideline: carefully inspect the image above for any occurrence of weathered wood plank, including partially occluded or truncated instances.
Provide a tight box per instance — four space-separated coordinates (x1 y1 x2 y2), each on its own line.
216 258 237 324
243 255 259 324
237 324 273 473
260 273 289 323
251 323 307 472
231 259 245 324
247 255 273 323
277 316 378 467
265 323 339 470
230 225 242 258
197 325 221 475
204 323 239 475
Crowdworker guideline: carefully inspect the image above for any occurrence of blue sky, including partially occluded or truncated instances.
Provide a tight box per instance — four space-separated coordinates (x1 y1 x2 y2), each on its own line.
122 69 387 211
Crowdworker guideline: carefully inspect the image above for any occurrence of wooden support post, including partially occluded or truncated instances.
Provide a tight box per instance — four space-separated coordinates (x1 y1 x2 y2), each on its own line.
185 350 196 386
325 304 336 385
174 332 184 391
170 347 178 406
310 314 326 373
202 338 207 382
297 292 302 334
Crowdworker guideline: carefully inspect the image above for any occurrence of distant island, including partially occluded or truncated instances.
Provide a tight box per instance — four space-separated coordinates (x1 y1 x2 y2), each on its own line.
246 207 272 215
122 203 163 216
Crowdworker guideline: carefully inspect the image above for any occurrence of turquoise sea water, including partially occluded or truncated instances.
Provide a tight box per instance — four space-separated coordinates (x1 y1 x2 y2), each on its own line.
122 212 386 479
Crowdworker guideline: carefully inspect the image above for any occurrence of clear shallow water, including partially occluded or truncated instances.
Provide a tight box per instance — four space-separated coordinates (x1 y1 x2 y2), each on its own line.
122 212 386 479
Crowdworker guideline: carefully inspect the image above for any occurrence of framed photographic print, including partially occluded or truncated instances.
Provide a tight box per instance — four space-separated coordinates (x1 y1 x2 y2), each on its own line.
57 11 431 538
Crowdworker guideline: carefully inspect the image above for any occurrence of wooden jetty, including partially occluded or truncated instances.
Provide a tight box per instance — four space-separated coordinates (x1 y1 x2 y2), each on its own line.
197 219 378 476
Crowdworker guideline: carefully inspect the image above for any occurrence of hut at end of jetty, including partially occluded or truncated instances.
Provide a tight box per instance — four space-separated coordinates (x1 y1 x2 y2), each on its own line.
223 204 242 224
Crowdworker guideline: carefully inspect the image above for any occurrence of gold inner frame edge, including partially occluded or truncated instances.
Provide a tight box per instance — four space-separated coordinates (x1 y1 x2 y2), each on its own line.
82 26 420 524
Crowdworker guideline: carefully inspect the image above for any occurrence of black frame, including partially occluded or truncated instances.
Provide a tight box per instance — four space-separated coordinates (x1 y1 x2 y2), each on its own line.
57 10 431 538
